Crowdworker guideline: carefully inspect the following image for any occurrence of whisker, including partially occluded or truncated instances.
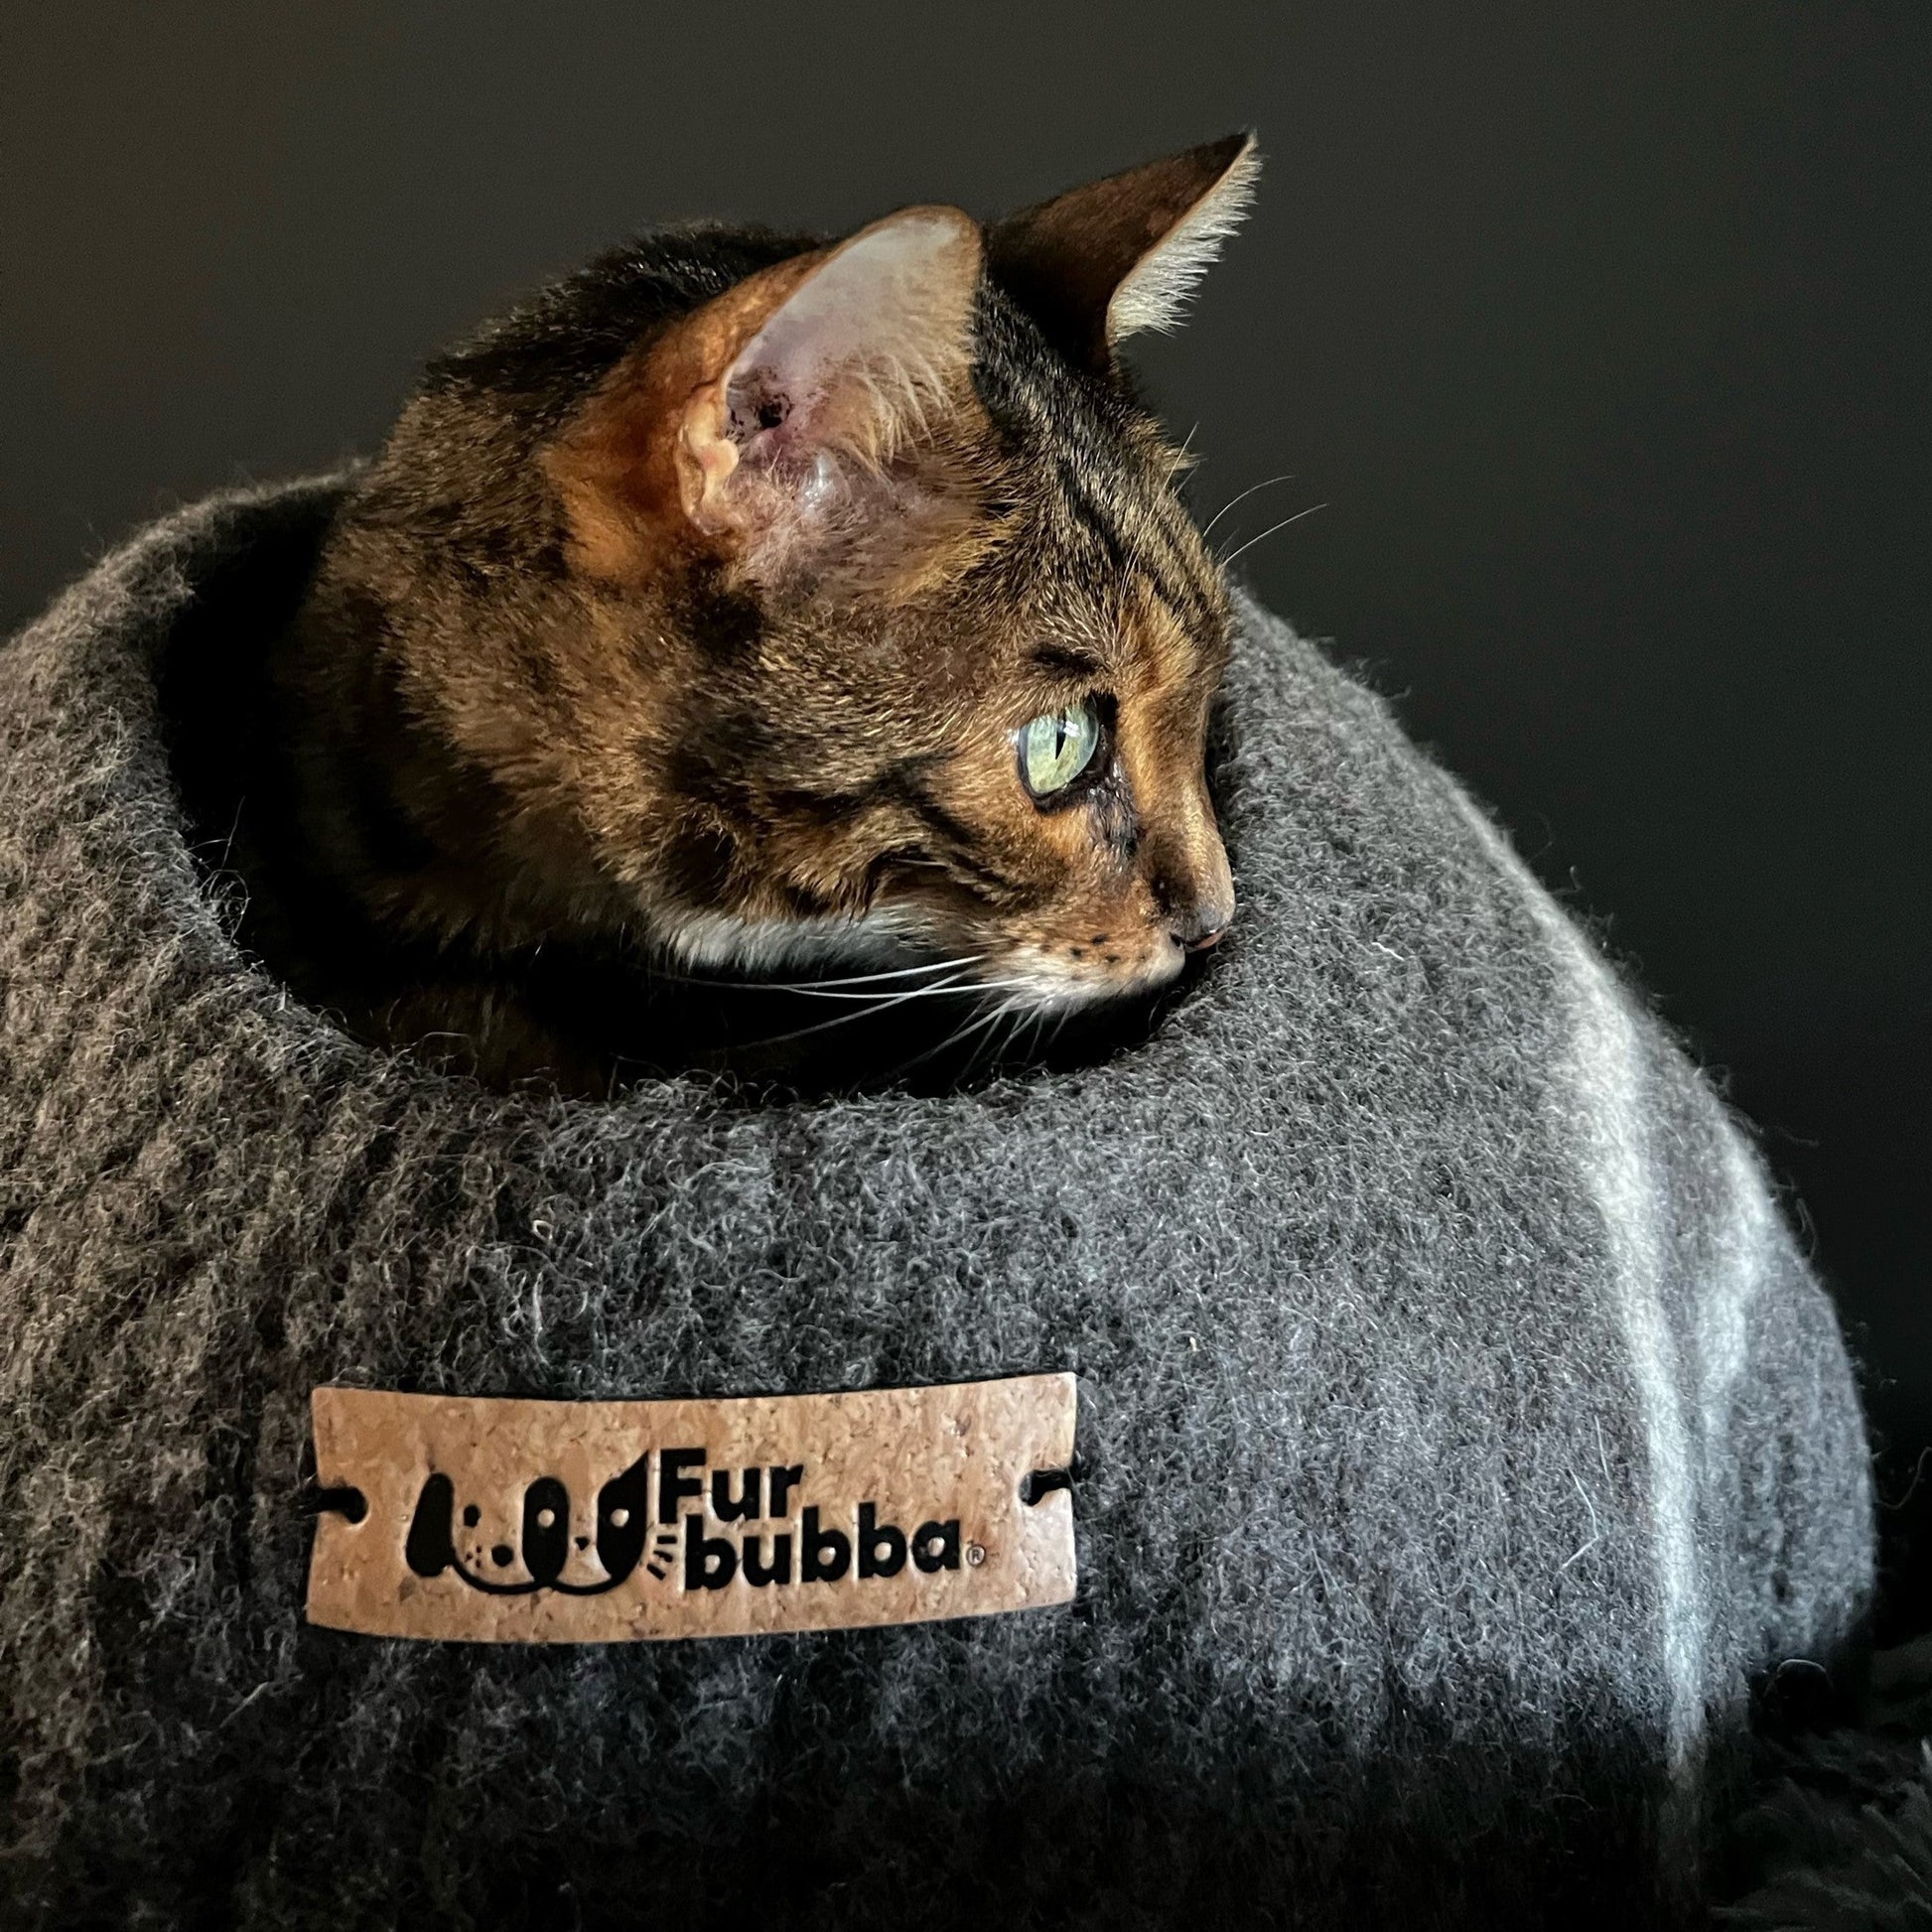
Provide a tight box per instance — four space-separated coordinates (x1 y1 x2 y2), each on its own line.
892 995 1026 1076
994 999 1037 1071
1198 472 1297 542
1218 502 1328 571
777 988 981 1006
772 977 1035 1006
981 992 1045 1078
955 1005 1004 1080
961 1000 1024 1079
740 976 1042 1048
1026 1004 1054 1060
762 954 985 992
740 974 981 1047
980 1005 1028 1079
638 952 983 996
770 961 1001 1001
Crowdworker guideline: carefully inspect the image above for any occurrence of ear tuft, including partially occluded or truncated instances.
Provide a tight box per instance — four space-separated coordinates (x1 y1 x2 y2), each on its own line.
1107 135 1261 341
988 133 1261 368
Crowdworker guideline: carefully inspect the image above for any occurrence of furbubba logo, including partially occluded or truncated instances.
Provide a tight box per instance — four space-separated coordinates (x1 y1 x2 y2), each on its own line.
401 1447 966 1599
305 1379 1076 1644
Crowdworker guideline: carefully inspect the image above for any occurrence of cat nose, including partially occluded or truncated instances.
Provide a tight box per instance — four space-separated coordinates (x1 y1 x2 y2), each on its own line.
1151 822 1234 954
1169 900 1233 953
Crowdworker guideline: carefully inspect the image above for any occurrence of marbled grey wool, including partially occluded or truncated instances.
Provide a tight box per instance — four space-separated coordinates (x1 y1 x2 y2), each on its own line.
0 482 1873 1928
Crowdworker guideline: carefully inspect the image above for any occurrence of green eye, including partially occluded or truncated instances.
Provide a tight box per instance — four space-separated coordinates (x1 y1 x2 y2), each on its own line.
1019 701 1103 800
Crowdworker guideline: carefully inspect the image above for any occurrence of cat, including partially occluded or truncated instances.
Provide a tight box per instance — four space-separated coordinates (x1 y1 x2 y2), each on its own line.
229 136 1260 1095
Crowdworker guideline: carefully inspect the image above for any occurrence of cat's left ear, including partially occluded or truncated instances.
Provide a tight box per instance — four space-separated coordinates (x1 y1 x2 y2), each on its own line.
548 206 983 591
676 206 982 556
988 133 1260 369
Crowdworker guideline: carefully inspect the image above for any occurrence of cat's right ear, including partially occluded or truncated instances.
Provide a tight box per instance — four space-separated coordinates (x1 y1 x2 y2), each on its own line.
547 207 982 589
988 134 1260 370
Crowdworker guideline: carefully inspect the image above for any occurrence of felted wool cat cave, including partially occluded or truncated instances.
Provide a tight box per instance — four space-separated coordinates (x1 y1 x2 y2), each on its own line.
0 480 1872 1928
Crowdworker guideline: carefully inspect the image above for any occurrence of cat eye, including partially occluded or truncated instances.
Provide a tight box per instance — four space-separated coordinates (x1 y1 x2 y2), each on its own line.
1018 701 1104 802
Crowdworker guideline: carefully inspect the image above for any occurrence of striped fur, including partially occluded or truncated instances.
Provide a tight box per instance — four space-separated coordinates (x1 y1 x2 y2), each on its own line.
242 146 1259 1091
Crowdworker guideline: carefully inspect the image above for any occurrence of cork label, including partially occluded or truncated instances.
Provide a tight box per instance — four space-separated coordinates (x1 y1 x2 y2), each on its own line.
305 1375 1077 1642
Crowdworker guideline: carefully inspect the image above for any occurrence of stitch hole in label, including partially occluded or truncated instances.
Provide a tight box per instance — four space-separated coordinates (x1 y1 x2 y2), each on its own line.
307 1483 369 1524
1020 1467 1073 1506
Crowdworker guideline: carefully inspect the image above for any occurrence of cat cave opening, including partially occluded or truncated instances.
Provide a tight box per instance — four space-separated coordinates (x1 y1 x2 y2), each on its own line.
154 487 1225 1104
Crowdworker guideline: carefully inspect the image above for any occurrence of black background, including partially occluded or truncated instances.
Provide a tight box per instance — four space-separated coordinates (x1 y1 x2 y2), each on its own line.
5 6 1927 1628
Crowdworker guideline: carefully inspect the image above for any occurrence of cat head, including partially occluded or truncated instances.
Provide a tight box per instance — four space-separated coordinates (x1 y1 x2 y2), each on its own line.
384 137 1258 1020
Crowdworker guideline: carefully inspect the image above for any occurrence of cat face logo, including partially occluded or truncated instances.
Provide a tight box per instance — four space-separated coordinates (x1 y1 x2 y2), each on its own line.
403 1455 677 1596
398 1447 966 1599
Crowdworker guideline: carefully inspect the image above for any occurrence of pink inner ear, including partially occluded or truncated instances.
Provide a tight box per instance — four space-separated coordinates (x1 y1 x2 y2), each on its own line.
724 364 807 469
715 208 980 482
728 375 790 440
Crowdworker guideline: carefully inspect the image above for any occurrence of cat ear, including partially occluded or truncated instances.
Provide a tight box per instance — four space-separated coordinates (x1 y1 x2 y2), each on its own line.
681 206 982 529
547 206 983 589
987 134 1260 367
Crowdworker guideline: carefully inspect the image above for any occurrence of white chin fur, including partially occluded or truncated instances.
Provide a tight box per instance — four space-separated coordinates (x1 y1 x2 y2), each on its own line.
656 909 1185 1011
657 906 927 976
992 942 1185 1014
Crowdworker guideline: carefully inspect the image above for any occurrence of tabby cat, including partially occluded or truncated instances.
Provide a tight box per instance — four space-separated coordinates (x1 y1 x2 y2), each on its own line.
237 136 1259 1094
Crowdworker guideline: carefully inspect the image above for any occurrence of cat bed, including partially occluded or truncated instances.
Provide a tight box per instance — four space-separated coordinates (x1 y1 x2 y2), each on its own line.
0 478 1873 1929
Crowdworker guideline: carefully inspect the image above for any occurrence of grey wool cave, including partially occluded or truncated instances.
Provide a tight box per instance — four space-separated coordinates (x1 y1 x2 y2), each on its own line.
0 479 1874 1928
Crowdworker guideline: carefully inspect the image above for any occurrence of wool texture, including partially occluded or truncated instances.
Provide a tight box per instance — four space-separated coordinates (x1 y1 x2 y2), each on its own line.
0 480 1874 1929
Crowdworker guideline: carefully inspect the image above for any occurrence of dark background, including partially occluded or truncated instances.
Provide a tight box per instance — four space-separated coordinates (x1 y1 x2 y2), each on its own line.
5 6 1927 1626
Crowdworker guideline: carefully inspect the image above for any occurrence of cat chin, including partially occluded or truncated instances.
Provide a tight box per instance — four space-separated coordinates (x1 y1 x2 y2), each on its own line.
651 905 931 978
988 942 1187 1016
647 907 1182 1015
